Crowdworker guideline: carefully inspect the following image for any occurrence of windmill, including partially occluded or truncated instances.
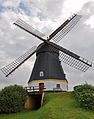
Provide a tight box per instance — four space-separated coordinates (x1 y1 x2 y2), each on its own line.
1 14 92 92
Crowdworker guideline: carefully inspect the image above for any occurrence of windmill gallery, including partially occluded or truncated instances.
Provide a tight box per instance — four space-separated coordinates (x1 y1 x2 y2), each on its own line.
1 14 92 96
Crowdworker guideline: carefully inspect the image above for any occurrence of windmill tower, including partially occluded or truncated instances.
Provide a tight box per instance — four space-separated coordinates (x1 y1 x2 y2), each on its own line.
1 14 92 93
28 43 68 92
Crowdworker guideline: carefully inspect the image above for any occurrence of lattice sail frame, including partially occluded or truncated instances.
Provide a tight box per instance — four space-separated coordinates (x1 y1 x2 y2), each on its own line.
49 14 82 43
59 51 92 72
14 18 45 38
1 46 37 77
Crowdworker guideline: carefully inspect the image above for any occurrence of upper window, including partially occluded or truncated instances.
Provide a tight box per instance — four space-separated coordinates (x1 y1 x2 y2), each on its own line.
40 71 44 77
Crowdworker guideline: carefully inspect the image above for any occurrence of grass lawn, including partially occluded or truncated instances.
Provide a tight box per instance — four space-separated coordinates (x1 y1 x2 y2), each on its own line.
0 92 94 119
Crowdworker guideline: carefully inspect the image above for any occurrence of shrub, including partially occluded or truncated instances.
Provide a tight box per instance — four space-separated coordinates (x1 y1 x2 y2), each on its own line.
74 84 94 110
0 85 27 113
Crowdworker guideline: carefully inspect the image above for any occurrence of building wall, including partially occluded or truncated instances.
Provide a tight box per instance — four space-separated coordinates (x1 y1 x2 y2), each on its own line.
28 80 68 91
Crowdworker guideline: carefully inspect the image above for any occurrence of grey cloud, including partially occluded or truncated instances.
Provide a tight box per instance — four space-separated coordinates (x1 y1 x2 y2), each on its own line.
80 1 94 16
43 0 64 19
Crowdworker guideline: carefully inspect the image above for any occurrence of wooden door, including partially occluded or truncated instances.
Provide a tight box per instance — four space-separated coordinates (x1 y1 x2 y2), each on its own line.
39 83 44 92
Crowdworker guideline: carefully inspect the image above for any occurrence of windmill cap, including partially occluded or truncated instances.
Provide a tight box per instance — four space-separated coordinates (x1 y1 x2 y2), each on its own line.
36 43 59 56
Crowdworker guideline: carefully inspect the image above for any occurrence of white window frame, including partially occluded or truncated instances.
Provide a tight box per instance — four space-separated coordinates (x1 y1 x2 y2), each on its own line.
40 71 44 77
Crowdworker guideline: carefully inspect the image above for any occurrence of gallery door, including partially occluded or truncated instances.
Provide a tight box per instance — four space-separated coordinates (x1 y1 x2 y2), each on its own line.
39 83 44 92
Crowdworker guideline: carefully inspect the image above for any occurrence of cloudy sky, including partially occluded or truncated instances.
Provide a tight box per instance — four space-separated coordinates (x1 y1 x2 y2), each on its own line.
0 0 94 90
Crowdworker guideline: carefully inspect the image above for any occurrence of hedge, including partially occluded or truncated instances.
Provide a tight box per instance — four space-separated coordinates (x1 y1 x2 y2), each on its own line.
74 84 94 110
0 85 27 113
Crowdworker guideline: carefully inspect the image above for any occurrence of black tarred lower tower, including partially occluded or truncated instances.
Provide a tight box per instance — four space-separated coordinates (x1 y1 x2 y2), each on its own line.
28 43 67 87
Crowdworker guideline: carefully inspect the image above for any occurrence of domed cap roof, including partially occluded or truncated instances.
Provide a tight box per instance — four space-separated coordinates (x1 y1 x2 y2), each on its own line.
36 43 59 56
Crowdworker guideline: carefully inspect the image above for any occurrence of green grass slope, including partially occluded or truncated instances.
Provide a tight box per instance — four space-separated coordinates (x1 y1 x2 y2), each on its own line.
0 92 94 119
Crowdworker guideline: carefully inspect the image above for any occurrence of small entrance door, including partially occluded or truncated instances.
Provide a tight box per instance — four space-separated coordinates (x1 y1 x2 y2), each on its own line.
39 83 44 92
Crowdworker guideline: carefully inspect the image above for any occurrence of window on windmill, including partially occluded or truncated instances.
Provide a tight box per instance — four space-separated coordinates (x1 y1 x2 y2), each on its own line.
57 84 60 88
40 71 44 77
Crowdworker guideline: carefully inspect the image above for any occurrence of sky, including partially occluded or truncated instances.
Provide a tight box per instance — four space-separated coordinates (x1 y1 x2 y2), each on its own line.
0 0 94 90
